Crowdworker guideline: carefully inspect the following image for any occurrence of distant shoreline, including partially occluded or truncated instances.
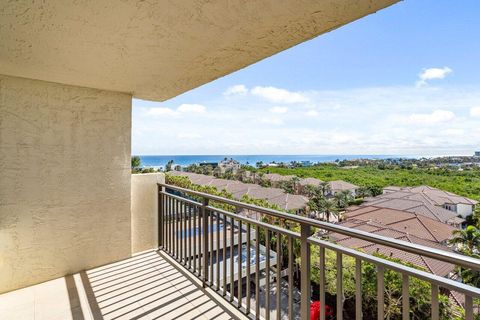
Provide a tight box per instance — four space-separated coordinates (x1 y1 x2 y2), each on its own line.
136 154 402 168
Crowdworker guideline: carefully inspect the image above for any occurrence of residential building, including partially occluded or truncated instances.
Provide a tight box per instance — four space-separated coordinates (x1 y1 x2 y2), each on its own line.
168 171 308 212
380 185 477 218
262 173 296 187
361 192 466 227
327 180 359 197
218 158 241 174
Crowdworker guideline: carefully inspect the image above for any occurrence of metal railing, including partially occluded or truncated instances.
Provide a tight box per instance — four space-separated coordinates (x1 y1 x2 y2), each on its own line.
157 183 480 320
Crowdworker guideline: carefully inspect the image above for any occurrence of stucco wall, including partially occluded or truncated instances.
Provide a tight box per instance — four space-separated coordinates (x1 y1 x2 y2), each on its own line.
131 173 165 254
0 75 132 293
456 203 473 218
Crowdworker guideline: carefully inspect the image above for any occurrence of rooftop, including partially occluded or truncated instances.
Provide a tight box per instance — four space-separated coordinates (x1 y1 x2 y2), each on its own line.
167 171 308 211
382 185 478 206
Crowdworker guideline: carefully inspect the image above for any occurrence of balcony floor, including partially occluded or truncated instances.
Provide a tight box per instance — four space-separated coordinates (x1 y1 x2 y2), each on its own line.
0 250 248 320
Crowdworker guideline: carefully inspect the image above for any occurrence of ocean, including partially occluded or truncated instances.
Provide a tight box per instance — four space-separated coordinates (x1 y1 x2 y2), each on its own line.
137 154 400 168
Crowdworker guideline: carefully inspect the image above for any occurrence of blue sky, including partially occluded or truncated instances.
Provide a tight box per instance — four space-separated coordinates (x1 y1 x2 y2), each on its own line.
133 0 480 156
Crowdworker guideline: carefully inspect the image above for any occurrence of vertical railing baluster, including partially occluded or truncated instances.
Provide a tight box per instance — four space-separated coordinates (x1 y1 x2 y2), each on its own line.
465 294 473 320
300 223 311 320
188 204 192 270
402 274 409 320
355 258 362 319
255 225 260 319
238 220 243 309
180 200 183 263
266 229 271 320
168 196 172 254
246 223 251 315
288 236 294 320
193 204 197 274
276 231 281 320
202 198 209 288
183 201 187 265
210 207 214 286
377 265 385 320
198 205 202 277
223 213 227 296
319 246 326 320
230 216 235 302
175 198 179 260
216 211 220 290
431 284 439 320
337 252 343 320
158 185 163 249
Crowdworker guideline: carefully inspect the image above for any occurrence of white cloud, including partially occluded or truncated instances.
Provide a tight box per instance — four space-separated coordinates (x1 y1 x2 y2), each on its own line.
146 107 177 117
177 104 206 113
224 84 248 96
133 85 480 156
260 117 283 125
177 133 202 139
269 106 288 114
408 110 455 124
251 86 309 103
470 106 480 117
416 67 452 87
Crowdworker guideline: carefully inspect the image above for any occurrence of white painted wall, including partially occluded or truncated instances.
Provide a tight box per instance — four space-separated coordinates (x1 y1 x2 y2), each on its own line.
0 75 132 293
131 173 165 253
456 203 473 218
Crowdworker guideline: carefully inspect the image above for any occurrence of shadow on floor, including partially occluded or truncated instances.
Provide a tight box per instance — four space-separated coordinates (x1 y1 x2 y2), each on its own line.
66 250 240 320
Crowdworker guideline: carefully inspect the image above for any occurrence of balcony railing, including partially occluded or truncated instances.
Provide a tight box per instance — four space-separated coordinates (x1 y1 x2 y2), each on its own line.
157 183 480 320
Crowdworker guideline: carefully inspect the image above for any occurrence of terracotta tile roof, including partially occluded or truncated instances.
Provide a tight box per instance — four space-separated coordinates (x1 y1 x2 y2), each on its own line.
344 206 457 243
330 217 456 277
298 177 323 186
328 180 359 191
382 185 478 206
166 171 307 211
362 193 462 224
263 173 296 182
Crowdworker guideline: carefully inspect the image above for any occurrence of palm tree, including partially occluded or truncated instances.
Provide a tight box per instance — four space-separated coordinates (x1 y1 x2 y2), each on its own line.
318 198 338 222
131 156 141 171
304 184 319 198
318 181 331 197
334 190 353 209
448 225 480 254
212 166 222 177
290 176 301 194
308 195 338 222
165 160 174 172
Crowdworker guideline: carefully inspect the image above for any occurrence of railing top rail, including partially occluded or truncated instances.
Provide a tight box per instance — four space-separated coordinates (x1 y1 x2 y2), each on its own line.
308 237 480 299
159 182 480 271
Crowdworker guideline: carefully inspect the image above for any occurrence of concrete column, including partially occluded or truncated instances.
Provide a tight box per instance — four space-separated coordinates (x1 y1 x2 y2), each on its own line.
131 173 165 254
0 75 132 293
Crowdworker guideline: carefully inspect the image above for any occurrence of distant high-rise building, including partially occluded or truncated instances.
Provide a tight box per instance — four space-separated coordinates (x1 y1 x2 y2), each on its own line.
475 151 480 157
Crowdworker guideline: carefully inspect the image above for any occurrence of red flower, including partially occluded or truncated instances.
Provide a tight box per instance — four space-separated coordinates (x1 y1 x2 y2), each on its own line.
310 301 334 319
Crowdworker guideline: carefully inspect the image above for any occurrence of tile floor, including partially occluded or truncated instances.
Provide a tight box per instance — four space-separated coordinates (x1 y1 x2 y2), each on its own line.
0 251 247 320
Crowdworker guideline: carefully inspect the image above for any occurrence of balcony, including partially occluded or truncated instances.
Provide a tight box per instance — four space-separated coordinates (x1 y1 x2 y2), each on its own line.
1 181 479 320
0 250 248 320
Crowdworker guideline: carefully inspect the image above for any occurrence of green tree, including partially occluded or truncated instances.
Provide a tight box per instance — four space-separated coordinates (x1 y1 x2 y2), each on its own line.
334 190 353 209
131 156 141 172
165 160 174 172
319 181 331 196
213 166 222 177
308 249 454 320
308 196 338 222
448 225 480 254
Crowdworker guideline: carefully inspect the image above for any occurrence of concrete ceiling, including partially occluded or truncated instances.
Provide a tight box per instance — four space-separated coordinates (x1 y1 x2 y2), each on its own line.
0 0 399 101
